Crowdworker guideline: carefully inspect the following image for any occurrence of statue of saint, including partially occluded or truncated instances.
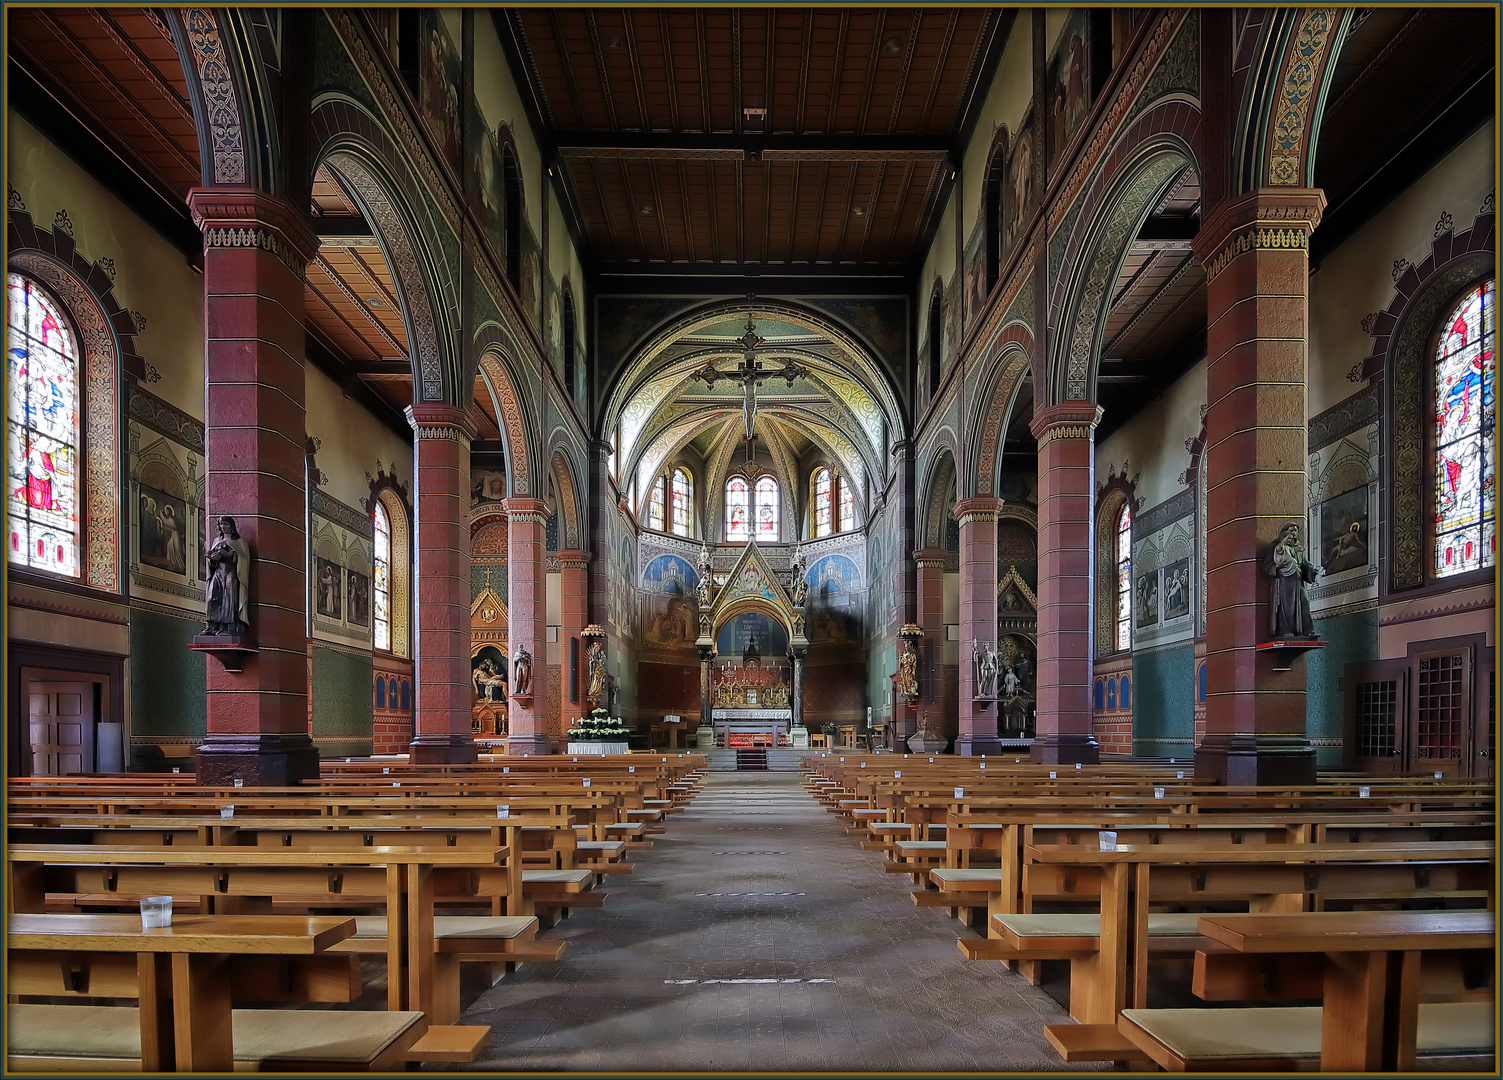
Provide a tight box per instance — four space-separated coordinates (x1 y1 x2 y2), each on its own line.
512 645 533 697
789 544 808 605
896 640 919 700
473 659 506 702
586 639 608 707
697 544 714 604
1265 522 1319 638
203 516 250 636
1002 665 1021 699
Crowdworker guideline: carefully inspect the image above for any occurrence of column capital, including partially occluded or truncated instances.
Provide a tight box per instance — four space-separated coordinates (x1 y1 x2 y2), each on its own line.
187 186 319 275
952 496 1002 526
502 496 549 523
557 547 592 569
912 547 947 568
1195 188 1327 283
404 403 476 443
1030 401 1102 444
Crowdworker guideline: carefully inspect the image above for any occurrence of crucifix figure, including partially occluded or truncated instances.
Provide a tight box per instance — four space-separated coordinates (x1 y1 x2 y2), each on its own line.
691 317 809 441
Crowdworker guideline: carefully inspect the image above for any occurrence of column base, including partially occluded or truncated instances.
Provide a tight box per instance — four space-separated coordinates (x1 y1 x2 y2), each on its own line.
954 733 1003 757
1029 733 1101 766
408 733 479 765
195 733 319 786
1194 734 1316 786
501 734 554 757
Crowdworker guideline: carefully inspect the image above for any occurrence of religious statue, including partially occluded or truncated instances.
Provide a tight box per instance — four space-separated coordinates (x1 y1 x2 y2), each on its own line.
896 640 919 700
789 544 808 605
586 639 608 708
512 645 533 697
1265 522 1319 638
1002 665 1021 700
473 659 506 702
697 543 713 604
203 516 250 636
973 640 998 698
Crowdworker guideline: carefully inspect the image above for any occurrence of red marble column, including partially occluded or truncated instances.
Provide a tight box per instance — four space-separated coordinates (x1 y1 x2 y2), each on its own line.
912 547 946 747
188 188 319 786
504 497 549 754
1030 403 1102 765
405 403 478 765
954 497 1001 756
556 548 591 731
1193 190 1325 785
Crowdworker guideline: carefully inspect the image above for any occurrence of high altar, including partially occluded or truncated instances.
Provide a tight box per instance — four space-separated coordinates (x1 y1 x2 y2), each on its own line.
710 657 791 745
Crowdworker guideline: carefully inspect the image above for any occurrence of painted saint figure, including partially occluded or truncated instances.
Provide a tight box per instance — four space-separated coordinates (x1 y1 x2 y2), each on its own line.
203 516 250 636
1265 521 1319 638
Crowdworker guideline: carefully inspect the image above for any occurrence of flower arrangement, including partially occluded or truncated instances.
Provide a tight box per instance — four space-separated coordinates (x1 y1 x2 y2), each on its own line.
566 708 631 741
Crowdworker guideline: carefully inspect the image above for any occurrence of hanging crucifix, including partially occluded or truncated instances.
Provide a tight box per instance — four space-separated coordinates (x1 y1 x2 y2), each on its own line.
691 317 808 442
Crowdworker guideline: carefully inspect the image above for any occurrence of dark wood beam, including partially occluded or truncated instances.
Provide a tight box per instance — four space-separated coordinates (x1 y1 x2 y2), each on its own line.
553 133 953 160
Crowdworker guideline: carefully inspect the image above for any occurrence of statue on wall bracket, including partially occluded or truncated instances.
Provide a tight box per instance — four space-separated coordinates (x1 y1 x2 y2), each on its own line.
1265 521 1319 639
203 516 250 636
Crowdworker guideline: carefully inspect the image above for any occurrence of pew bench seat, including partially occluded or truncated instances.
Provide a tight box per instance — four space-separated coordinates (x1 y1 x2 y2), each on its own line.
5 1003 432 1071
1117 1002 1495 1071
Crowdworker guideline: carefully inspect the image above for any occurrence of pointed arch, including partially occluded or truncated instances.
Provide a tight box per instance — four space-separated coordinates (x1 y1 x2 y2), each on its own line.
548 447 584 549
476 348 535 497
919 449 959 550
968 337 1036 498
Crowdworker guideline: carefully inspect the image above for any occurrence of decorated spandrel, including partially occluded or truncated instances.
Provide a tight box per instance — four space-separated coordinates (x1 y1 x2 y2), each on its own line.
726 476 750 540
6 274 80 577
1115 503 1132 650
1434 280 1496 577
755 476 779 539
373 502 391 651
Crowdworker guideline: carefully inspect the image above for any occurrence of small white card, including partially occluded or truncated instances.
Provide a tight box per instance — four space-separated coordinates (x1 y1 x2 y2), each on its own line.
382 767 390 774
503 767 509 774
1154 787 1165 799
629 766 635 773
1099 830 1118 851
1359 786 1371 798
497 805 510 818
894 770 901 778
954 787 964 799
1049 771 1057 779
221 805 234 818
582 778 591 788
233 778 244 788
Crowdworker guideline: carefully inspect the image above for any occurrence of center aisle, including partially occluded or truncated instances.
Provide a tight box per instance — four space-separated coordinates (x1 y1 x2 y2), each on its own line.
460 771 1097 1072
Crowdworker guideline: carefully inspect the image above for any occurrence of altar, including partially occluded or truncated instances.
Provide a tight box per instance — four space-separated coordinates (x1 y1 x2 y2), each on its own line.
712 707 792 747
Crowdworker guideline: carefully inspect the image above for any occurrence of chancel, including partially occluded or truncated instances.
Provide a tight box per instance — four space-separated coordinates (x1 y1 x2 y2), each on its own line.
3 4 1496 1074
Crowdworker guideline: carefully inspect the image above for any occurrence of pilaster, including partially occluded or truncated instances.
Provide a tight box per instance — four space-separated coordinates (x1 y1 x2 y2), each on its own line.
953 497 1001 756
504 496 549 755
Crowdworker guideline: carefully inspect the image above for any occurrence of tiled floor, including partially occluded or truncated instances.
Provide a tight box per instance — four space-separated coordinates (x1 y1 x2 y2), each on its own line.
455 771 1104 1072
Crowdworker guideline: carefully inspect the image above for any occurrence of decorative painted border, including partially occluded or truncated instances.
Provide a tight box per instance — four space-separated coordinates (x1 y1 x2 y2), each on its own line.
1265 9 1340 186
178 8 248 184
128 383 204 454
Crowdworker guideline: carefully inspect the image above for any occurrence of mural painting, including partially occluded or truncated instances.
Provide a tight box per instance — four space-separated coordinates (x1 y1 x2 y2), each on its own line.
1135 568 1159 629
138 482 188 575
1003 108 1034 254
608 509 636 638
716 611 789 659
471 470 507 507
1162 558 1191 621
641 553 698 647
805 553 863 645
1046 9 1091 180
315 556 343 620
347 568 370 627
420 12 461 170
1320 486 1370 575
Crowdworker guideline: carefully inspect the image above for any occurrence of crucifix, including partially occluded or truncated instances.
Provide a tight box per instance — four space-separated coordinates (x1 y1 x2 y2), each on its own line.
691 317 808 441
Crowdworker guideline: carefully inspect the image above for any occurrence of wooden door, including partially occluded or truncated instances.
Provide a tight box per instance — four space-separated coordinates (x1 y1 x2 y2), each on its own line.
1346 661 1406 775
28 682 94 775
1408 648 1472 778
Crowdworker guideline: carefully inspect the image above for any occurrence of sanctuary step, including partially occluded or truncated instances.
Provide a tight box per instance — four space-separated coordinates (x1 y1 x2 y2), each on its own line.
736 748 768 771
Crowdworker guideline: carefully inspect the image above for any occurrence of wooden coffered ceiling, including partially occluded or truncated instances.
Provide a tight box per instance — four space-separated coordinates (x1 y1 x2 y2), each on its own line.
502 7 1007 278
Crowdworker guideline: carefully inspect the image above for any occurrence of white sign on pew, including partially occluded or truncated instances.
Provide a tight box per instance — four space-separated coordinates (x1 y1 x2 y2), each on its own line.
954 787 964 798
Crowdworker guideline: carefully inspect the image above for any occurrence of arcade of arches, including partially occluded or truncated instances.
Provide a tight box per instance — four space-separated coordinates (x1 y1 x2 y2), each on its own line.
6 7 1497 786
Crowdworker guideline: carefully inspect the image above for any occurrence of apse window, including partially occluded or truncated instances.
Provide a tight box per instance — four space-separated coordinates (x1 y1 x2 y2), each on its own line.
811 466 855 538
1433 280 1496 577
649 467 693 538
6 273 80 578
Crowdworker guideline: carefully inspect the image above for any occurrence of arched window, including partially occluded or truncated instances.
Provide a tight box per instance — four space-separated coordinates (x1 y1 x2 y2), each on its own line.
502 143 522 287
371 489 411 656
1094 679 1105 710
373 501 392 651
671 467 692 537
810 466 857 538
927 286 942 399
755 476 779 540
561 284 577 402
812 467 833 537
725 476 750 540
6 274 81 577
647 466 694 538
1106 678 1117 710
1120 675 1131 710
1433 280 1496 577
1115 502 1132 651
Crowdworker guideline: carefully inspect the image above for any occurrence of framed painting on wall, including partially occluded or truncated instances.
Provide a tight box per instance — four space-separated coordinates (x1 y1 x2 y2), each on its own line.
1320 486 1370 575
314 556 343 620
1135 568 1159 628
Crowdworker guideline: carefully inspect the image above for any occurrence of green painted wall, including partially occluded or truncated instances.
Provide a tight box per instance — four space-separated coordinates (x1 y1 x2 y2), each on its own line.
1132 645 1195 758
1308 608 1378 768
129 608 204 768
311 645 374 757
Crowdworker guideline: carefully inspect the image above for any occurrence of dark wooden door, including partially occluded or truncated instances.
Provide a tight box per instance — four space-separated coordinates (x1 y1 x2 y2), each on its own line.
28 681 94 775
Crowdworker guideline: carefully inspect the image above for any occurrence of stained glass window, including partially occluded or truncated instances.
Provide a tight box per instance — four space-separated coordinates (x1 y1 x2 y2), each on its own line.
755 476 779 540
838 473 855 532
670 467 692 537
1434 280 1496 577
1115 502 1132 651
373 501 391 651
648 474 667 531
7 274 80 578
813 467 833 537
725 476 750 540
